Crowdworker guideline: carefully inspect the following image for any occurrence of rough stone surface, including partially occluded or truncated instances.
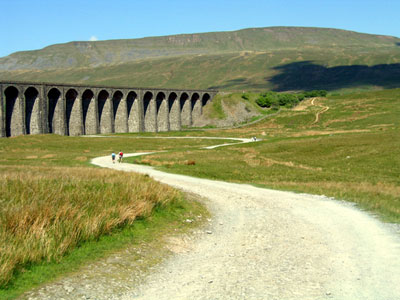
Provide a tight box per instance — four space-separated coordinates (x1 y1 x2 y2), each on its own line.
144 96 157 132
193 100 258 128
47 86 66 136
82 92 97 135
24 89 41 135
157 98 169 132
169 96 181 131
98 94 112 134
113 94 128 133
127 93 141 133
180 94 192 127
192 95 202 124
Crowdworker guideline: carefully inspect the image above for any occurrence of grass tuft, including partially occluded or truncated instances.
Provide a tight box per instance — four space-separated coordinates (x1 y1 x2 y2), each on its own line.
0 167 180 288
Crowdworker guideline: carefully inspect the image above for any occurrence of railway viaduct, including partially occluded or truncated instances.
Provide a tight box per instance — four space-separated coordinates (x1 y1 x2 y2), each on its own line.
0 81 217 137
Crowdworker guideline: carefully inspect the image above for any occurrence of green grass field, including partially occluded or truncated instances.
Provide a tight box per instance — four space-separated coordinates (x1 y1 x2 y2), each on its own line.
0 135 218 298
127 89 400 222
0 88 399 298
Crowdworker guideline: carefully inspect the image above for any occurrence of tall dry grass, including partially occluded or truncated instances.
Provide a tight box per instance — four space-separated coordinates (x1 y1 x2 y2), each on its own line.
0 166 180 287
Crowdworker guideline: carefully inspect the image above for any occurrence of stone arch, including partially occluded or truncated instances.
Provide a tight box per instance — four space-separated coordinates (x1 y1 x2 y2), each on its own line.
156 92 169 132
180 92 191 127
113 90 127 133
127 91 139 132
4 86 22 137
98 90 112 134
202 93 211 106
168 92 180 131
65 89 81 136
143 91 156 132
191 93 201 124
24 87 40 135
82 89 96 134
47 88 62 135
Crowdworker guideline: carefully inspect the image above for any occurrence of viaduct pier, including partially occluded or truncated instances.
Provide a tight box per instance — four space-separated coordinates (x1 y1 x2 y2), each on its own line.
0 81 217 137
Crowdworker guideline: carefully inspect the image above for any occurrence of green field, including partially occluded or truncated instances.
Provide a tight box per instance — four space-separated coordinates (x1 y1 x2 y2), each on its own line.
127 89 400 222
0 136 218 298
0 88 399 298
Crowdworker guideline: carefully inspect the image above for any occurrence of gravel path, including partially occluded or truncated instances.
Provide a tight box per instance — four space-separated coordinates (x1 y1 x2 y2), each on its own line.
24 138 400 300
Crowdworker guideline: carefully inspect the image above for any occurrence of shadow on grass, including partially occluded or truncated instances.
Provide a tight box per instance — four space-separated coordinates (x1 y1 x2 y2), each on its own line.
208 78 247 90
208 78 272 91
269 61 400 91
208 61 400 91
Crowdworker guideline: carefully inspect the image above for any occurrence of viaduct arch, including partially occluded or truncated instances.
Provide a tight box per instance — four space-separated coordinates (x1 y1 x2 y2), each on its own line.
0 81 217 137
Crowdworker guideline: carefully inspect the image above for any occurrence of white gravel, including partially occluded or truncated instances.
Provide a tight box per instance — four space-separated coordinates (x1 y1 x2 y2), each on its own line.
23 140 400 300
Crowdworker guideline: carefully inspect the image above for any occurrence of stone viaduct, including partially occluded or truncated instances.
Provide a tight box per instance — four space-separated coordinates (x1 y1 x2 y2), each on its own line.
0 81 217 137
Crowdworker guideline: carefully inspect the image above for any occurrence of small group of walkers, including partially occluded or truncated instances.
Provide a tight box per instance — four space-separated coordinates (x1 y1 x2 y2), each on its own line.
111 151 123 163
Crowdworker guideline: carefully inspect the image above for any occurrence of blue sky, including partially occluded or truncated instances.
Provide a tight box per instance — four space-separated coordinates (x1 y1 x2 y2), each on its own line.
1 0 399 58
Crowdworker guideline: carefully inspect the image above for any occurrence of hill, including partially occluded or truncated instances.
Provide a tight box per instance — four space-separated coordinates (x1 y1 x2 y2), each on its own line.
1 27 400 91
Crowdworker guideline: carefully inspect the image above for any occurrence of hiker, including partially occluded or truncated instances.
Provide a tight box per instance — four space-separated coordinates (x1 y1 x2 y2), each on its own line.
118 151 123 163
111 152 116 163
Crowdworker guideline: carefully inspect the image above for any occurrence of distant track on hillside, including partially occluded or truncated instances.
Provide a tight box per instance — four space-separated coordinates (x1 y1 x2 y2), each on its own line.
311 98 330 124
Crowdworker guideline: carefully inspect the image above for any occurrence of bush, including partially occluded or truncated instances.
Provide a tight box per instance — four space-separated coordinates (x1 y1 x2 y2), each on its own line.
255 90 326 109
318 90 328 97
256 92 278 108
297 93 305 101
256 91 303 108
304 90 327 98
277 93 299 107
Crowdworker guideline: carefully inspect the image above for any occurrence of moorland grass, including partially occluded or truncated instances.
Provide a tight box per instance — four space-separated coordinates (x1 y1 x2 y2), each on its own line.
0 134 224 167
0 166 181 288
0 135 220 297
0 176 207 300
127 89 400 222
131 130 399 222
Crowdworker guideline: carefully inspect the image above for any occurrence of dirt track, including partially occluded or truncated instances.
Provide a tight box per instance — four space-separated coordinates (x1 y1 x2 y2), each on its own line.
311 98 330 124
24 138 400 300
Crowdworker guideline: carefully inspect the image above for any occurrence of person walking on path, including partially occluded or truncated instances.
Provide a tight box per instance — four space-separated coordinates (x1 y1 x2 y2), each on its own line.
118 151 123 163
111 152 116 163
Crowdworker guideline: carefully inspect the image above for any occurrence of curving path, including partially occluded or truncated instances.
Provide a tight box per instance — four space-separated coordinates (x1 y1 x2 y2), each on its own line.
25 137 400 300
311 98 330 124
84 135 258 149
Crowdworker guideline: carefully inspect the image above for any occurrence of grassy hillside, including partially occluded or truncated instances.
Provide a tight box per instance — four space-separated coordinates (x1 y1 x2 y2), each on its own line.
1 27 398 71
126 88 400 222
2 49 400 92
1 27 400 91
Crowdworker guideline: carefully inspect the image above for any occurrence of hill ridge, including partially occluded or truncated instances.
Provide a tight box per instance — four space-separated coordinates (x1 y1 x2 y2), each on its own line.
1 26 399 71
1 26 400 92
